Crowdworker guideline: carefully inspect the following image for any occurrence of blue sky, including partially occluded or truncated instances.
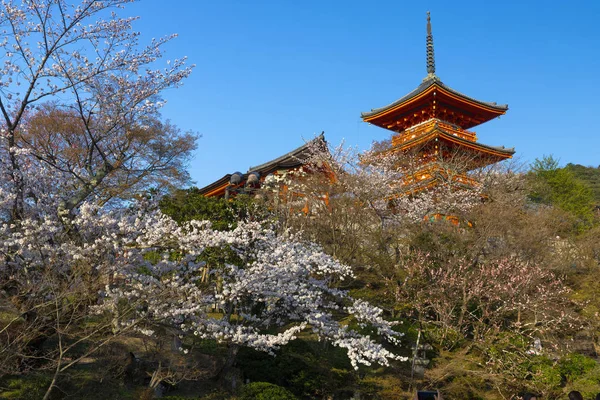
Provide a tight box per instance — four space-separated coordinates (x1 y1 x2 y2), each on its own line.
128 0 600 188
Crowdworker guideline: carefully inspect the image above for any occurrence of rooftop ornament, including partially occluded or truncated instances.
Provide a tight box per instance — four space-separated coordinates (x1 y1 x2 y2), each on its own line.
425 11 437 81
230 172 243 185
246 171 260 185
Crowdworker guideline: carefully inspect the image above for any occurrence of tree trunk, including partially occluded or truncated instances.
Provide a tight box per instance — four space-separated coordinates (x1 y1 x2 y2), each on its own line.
457 282 469 328
42 352 62 400
218 344 240 390
58 162 113 219
8 132 24 221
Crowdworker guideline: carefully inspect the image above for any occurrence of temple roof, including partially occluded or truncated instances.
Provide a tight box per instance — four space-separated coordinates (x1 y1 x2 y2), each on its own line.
195 174 232 197
197 134 326 197
361 75 508 131
361 75 508 120
395 124 515 160
248 133 326 174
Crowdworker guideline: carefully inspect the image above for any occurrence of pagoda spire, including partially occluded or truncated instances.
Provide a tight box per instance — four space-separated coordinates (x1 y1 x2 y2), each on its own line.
426 11 436 79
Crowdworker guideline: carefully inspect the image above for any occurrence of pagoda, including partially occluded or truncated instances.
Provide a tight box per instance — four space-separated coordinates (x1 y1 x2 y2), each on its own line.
361 12 514 190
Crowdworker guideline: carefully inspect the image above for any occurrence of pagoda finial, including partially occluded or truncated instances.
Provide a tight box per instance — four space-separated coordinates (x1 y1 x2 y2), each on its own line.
426 11 436 77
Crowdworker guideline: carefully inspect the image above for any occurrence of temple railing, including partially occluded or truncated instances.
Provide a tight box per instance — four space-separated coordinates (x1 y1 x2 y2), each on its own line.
392 118 477 146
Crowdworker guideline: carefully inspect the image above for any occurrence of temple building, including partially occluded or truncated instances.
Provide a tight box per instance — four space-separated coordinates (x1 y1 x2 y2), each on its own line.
199 13 513 202
197 134 326 198
361 12 514 191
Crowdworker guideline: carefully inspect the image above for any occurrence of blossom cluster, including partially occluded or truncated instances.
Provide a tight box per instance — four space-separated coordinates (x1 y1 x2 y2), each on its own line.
96 217 406 369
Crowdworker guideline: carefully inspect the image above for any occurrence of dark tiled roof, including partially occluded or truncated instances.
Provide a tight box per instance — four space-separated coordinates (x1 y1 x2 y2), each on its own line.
197 134 327 196
196 174 231 196
248 133 326 174
361 75 508 119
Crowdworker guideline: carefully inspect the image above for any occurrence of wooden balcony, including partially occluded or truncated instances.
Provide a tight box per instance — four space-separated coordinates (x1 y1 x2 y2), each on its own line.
392 118 477 147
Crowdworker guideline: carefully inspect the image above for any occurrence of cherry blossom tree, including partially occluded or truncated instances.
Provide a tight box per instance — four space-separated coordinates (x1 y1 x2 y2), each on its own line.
0 0 195 220
394 253 575 342
0 148 406 398
96 216 406 367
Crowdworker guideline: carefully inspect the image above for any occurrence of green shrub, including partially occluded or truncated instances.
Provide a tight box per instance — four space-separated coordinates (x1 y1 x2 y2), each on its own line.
530 359 562 390
557 353 597 384
237 339 355 398
0 375 53 400
240 382 297 400
199 392 237 400
160 190 255 230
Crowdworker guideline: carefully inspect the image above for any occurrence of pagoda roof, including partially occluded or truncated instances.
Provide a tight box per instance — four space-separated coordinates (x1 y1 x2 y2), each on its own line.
197 134 326 197
362 75 507 118
395 124 514 160
361 75 508 131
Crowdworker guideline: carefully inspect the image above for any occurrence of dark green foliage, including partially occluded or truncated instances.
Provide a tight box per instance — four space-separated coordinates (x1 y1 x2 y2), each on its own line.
566 163 600 205
529 353 600 397
198 393 235 400
160 188 254 229
240 382 297 400
528 155 596 229
160 189 254 276
236 339 356 399
557 353 597 384
0 375 54 400
0 371 132 400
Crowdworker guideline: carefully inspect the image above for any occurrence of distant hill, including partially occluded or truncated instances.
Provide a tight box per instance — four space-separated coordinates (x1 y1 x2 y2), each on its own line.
566 163 600 205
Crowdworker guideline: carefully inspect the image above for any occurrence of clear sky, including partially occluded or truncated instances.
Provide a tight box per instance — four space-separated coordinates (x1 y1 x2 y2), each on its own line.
127 0 600 188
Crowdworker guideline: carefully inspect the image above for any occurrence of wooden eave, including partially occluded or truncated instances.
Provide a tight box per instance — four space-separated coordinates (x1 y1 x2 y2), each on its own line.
395 126 514 160
197 174 231 197
362 80 507 131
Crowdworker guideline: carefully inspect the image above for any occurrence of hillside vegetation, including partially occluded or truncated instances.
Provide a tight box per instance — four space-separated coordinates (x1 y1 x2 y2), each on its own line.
567 163 600 204
1 2 600 399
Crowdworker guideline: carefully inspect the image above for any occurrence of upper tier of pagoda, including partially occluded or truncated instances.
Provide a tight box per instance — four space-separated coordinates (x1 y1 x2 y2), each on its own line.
362 75 508 132
361 12 509 133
